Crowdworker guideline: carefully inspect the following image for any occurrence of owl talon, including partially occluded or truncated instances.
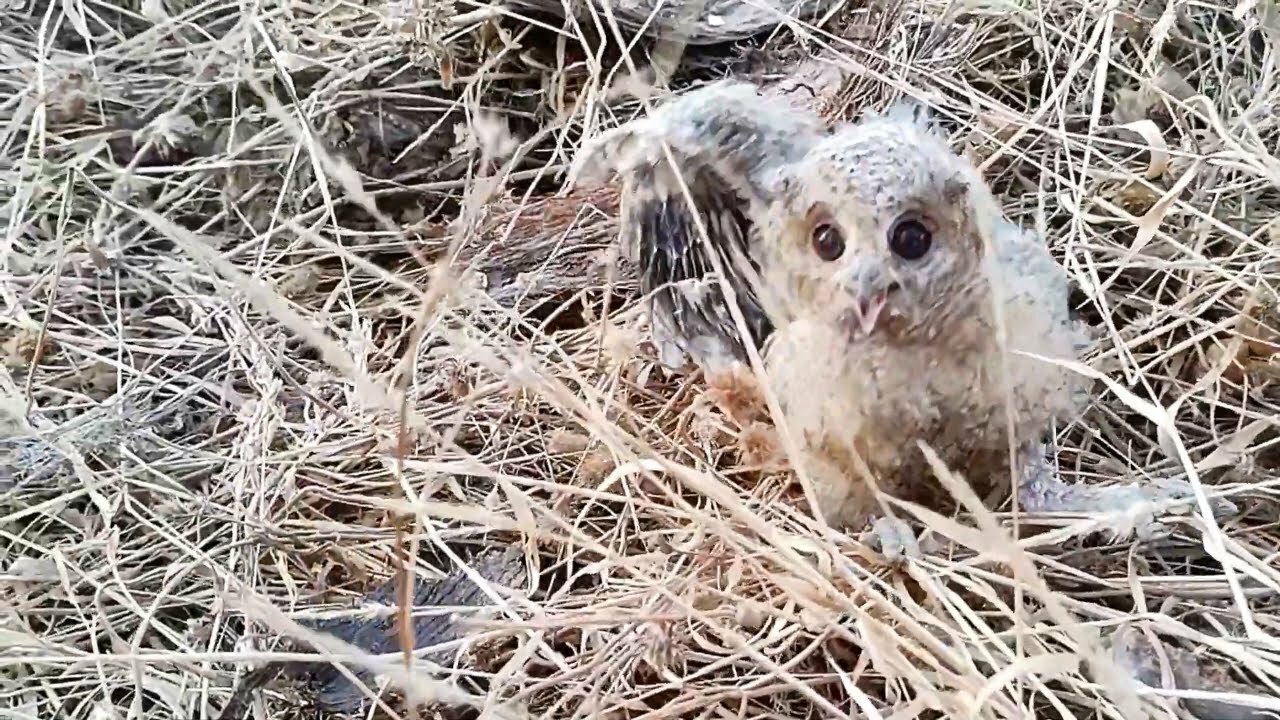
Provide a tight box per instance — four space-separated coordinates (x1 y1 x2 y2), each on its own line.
863 515 921 563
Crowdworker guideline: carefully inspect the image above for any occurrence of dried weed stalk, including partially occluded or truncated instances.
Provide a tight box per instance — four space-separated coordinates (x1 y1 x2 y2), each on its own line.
2 0 1279 719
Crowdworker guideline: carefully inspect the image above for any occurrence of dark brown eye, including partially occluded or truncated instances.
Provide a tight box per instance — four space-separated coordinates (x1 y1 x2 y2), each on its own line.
888 217 932 261
811 223 845 262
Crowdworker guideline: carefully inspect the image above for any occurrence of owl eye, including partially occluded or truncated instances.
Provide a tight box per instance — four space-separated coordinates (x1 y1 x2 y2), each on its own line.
888 216 933 260
811 223 845 261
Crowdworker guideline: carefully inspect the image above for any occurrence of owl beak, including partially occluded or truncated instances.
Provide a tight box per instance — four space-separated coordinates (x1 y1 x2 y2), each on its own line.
850 290 889 335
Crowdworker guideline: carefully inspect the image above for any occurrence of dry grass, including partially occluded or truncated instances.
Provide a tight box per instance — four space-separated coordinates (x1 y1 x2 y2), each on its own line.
3 0 1280 718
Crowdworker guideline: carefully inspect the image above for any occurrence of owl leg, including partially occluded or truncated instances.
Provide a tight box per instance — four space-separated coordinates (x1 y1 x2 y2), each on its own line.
1016 443 1238 542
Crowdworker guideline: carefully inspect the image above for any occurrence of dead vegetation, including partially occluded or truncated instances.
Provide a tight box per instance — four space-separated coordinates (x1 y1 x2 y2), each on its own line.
2 0 1280 718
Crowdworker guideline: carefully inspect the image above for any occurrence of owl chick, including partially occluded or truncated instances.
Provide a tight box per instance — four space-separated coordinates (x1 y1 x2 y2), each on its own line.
572 81 1236 556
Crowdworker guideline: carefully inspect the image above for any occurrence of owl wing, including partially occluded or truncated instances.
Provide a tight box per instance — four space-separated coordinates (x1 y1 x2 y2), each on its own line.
984 216 1093 426
571 80 828 373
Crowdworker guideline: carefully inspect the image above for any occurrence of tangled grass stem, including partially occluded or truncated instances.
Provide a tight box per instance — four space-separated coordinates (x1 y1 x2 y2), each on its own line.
2 0 1279 718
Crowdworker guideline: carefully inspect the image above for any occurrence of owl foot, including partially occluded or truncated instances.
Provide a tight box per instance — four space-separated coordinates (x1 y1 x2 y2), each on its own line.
1017 444 1239 543
860 515 921 563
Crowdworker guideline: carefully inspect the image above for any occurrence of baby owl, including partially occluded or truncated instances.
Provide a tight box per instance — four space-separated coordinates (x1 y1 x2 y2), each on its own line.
572 81 1235 556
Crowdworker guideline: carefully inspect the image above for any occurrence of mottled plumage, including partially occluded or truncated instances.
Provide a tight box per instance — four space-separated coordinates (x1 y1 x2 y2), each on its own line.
572 81 1236 555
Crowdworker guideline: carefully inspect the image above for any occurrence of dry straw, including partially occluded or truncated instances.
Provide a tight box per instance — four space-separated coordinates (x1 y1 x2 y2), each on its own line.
2 0 1280 718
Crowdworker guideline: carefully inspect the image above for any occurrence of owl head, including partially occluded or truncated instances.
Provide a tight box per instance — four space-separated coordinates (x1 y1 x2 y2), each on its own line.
757 103 1004 347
